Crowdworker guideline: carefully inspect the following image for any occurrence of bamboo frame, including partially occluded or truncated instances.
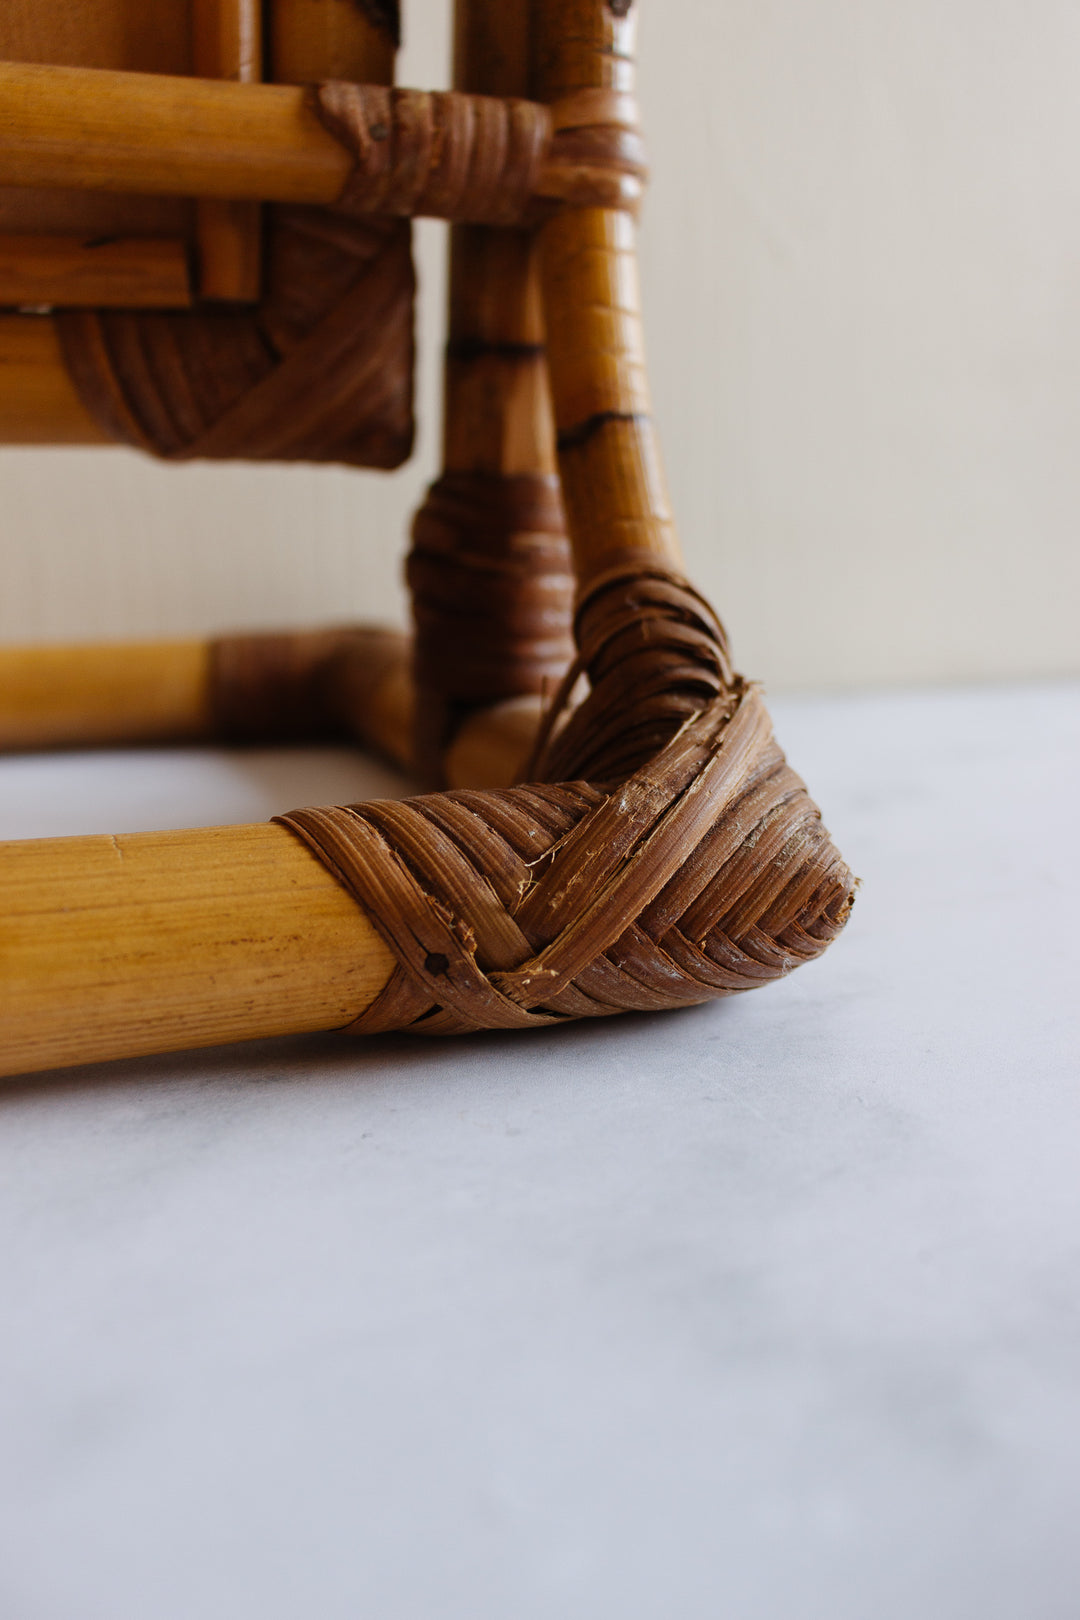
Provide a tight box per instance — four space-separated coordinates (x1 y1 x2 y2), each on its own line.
0 60 634 219
0 0 853 1079
0 0 664 1077
192 0 263 301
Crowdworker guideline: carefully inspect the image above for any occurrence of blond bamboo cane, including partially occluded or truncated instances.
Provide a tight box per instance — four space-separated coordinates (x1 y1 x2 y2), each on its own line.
0 60 630 218
0 639 211 751
443 0 554 480
0 630 538 783
533 0 681 588
193 0 263 301
0 62 352 205
0 825 394 1079
408 0 564 773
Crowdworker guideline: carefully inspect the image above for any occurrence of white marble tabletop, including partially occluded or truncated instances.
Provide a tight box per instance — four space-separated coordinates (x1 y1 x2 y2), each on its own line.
1 682 1078 1620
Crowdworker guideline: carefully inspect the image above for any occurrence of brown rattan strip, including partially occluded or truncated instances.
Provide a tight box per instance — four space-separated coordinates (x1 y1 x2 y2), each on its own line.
208 626 406 745
275 571 856 1034
407 469 575 779
313 84 552 227
56 211 414 467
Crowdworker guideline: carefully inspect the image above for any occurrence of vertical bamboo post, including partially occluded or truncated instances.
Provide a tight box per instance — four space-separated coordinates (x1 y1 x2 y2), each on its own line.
534 0 683 588
407 0 573 780
269 0 396 87
193 0 263 301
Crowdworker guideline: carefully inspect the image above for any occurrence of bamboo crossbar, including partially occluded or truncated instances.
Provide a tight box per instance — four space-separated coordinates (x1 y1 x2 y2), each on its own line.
0 633 540 785
0 60 638 222
0 62 352 207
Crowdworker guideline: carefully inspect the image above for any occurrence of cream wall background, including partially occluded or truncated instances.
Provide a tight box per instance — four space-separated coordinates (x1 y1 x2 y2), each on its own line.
2 1 1078 689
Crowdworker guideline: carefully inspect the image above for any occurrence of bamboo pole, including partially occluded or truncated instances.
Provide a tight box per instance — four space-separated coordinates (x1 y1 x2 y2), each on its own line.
0 235 191 309
0 825 395 1079
443 1 555 480
0 60 628 220
0 62 352 206
534 0 682 588
408 0 565 772
192 0 263 301
0 640 212 752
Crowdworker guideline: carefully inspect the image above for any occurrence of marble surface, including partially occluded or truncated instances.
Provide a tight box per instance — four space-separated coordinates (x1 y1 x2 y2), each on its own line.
1 682 1078 1619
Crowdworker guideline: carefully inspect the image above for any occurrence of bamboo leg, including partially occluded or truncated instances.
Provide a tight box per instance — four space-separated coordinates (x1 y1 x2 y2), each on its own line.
408 0 571 778
0 631 538 785
534 0 682 587
0 63 351 204
193 0 263 301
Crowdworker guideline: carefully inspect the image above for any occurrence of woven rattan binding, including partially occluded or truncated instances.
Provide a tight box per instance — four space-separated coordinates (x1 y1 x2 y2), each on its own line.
268 569 855 1035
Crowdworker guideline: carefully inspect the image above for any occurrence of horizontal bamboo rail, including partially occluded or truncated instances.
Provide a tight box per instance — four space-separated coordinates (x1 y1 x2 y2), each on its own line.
0 234 191 309
0 640 542 1078
0 640 212 751
0 61 637 219
0 825 395 1078
0 631 543 781
0 62 352 206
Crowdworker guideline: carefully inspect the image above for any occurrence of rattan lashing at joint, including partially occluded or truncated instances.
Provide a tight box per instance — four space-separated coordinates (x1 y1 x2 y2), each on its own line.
313 81 648 225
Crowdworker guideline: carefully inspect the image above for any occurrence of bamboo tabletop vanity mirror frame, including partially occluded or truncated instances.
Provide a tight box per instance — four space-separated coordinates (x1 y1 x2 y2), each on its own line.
0 0 856 1079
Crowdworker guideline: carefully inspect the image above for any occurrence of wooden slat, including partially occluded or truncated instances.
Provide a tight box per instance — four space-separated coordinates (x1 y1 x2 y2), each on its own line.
193 0 262 302
0 314 106 442
0 234 191 308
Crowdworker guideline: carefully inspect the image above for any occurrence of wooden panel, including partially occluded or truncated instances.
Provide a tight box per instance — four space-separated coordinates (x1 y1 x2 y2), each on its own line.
0 315 106 442
0 235 191 309
0 0 192 238
193 0 262 301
